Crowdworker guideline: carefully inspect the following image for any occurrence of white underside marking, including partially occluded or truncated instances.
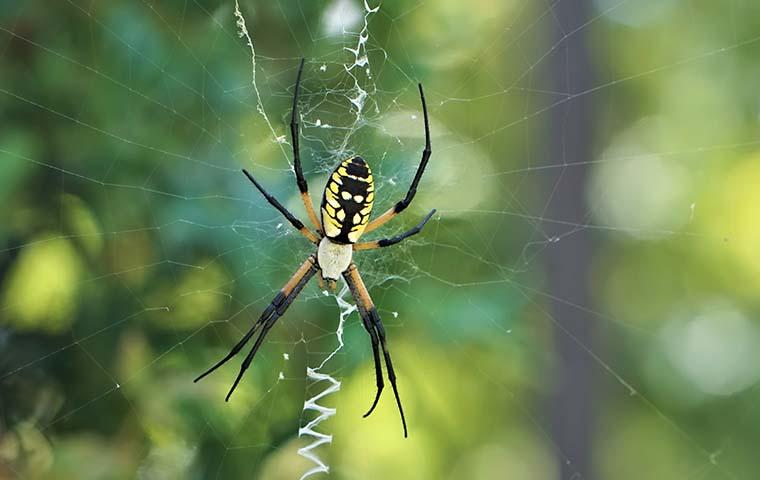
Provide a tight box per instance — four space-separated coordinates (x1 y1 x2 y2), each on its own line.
317 237 353 280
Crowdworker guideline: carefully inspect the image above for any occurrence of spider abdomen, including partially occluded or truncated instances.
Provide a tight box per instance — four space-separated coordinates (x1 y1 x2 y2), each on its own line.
321 156 374 243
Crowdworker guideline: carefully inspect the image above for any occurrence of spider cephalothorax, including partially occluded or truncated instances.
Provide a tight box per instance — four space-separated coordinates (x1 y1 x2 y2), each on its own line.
195 59 434 438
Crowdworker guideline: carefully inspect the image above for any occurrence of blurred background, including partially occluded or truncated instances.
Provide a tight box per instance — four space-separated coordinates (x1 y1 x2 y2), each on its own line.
2 1 760 479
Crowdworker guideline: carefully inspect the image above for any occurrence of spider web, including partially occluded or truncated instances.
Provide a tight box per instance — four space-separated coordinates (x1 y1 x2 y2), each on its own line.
2 0 760 478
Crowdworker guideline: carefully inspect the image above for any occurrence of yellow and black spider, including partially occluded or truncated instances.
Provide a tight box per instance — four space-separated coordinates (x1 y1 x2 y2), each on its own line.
195 59 434 438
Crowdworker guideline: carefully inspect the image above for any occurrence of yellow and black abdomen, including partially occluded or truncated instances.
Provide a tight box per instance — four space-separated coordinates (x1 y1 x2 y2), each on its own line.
321 156 374 244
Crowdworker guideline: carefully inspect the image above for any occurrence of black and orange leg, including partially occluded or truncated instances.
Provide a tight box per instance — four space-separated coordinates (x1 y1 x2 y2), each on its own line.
242 169 319 244
364 83 432 234
195 255 318 400
351 293 384 417
343 263 408 437
290 58 322 233
354 209 436 251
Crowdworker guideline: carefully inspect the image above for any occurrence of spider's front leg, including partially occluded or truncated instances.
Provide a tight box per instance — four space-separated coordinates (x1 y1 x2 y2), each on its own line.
195 255 318 400
343 262 408 438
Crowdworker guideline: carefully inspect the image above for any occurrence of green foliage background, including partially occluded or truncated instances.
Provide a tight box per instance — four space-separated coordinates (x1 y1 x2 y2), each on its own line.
2 1 760 479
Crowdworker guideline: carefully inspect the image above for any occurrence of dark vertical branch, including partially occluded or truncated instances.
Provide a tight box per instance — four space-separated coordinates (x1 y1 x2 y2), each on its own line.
542 1 597 478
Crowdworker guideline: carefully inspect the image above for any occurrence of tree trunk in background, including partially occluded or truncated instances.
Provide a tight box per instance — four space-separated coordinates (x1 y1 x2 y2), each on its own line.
542 0 597 479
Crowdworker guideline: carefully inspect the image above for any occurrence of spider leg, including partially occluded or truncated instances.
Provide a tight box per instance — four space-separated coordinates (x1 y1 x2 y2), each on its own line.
242 169 319 244
195 256 318 400
344 263 408 437
364 83 431 234
290 58 322 232
193 298 271 383
223 308 278 401
353 209 436 251
361 321 384 417
371 309 407 437
349 292 384 417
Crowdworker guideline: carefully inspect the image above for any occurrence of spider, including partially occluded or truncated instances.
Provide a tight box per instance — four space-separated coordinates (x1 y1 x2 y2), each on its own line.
195 59 434 438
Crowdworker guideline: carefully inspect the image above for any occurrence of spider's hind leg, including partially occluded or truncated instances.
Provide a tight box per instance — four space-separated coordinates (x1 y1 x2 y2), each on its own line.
363 83 432 235
289 58 322 232
242 169 319 244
